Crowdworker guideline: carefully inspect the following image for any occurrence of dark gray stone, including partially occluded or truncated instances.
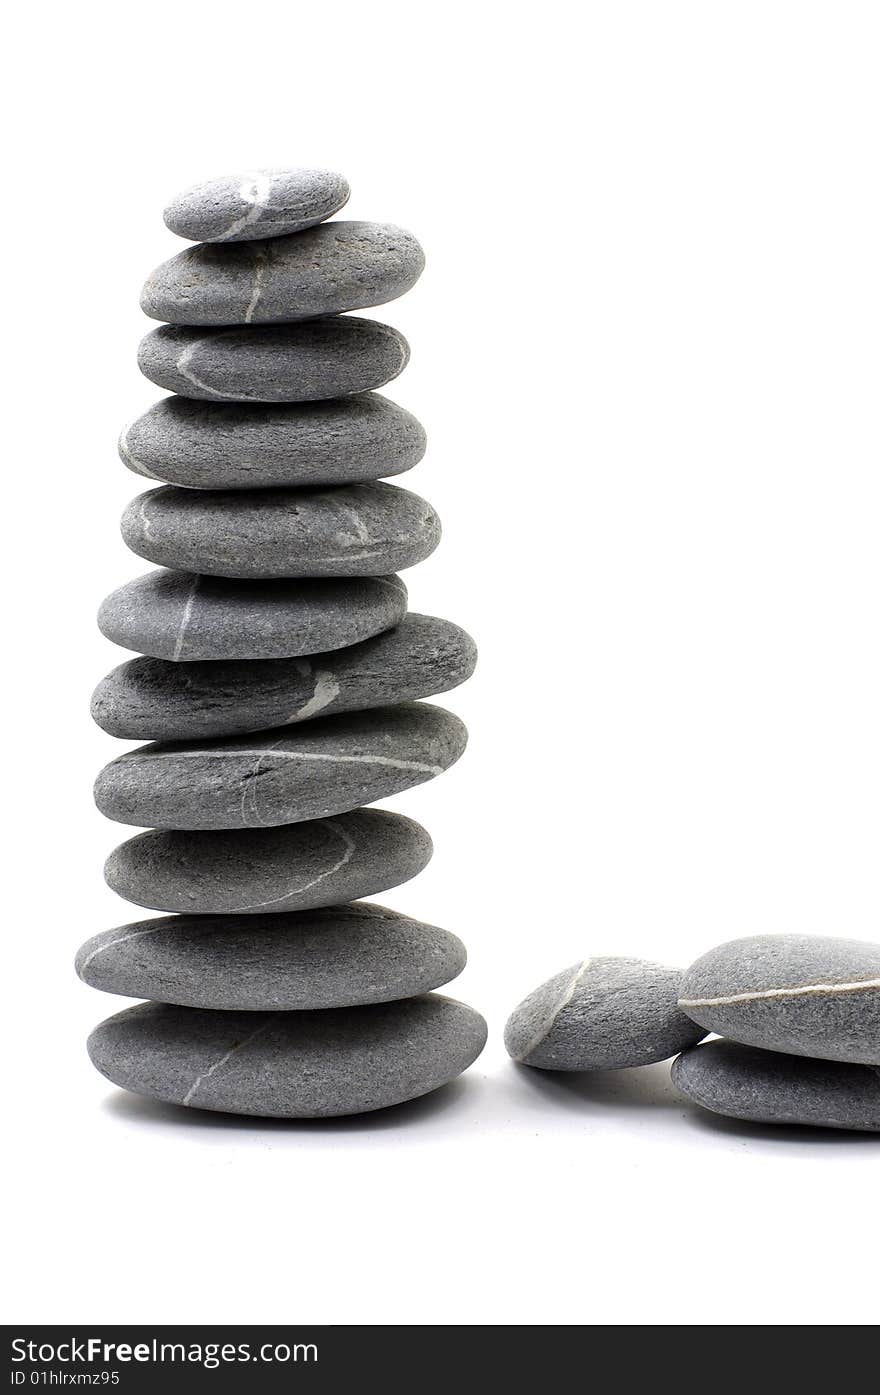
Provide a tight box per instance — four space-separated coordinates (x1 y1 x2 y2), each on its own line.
97 570 407 662
94 703 467 830
92 614 477 741
672 1039 880 1132
104 809 433 915
87 994 488 1117
679 934 880 1066
118 394 427 490
120 483 440 579
504 957 707 1070
138 319 410 403
163 168 350 243
142 223 425 325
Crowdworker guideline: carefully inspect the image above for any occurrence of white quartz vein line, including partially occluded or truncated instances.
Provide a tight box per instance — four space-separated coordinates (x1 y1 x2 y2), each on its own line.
514 959 593 1062
138 496 155 543
679 976 880 1009
172 575 200 661
244 245 270 324
78 923 172 974
290 669 341 722
226 819 357 912
222 172 274 240
118 426 161 480
182 1017 278 1107
128 748 446 775
176 339 254 402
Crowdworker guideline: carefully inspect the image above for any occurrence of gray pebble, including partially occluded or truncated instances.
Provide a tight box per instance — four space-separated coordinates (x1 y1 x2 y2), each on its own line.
121 483 440 579
505 957 707 1070
104 810 432 916
92 614 477 741
118 394 426 490
163 168 350 243
76 901 465 1011
142 223 424 325
94 702 467 830
97 570 407 662
672 1039 880 1132
679 934 880 1065
138 319 409 403
87 994 488 1117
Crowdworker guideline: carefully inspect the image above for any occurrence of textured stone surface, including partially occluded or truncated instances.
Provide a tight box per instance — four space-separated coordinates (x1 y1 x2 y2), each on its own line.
142 223 425 325
138 319 409 403
104 809 432 915
121 483 440 579
505 957 707 1070
163 168 350 243
92 614 477 741
672 1039 880 1132
88 994 488 1117
94 703 467 830
97 570 407 662
76 902 465 1010
679 934 880 1066
119 394 426 490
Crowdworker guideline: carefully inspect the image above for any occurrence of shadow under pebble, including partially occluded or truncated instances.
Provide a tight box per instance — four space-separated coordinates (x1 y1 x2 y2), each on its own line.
681 1104 880 1147
512 1060 683 1117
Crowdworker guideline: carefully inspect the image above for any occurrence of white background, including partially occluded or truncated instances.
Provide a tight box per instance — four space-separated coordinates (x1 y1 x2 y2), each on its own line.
4 0 879 1327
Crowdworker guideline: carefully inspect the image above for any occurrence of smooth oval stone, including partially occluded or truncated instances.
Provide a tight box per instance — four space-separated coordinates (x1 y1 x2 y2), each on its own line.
120 483 440 579
76 902 465 1010
118 394 426 490
142 223 425 325
138 319 409 403
94 703 467 830
504 957 707 1070
92 615 477 741
104 809 432 915
163 168 350 243
679 934 880 1066
97 570 407 662
672 1039 880 1132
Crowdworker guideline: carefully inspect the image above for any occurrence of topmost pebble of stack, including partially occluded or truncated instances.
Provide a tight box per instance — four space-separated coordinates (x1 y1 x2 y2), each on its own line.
164 168 350 243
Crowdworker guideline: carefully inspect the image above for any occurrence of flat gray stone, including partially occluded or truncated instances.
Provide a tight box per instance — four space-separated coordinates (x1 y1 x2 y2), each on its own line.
679 934 880 1065
92 614 477 741
138 319 409 403
119 394 426 490
142 223 425 325
76 901 465 1010
505 957 707 1070
87 994 488 1117
120 483 440 579
163 168 350 243
104 809 432 915
97 570 407 662
94 702 467 830
672 1039 880 1132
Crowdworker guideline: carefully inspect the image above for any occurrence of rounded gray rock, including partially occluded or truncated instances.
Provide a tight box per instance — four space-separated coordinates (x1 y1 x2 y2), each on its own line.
142 223 425 325
76 902 465 1011
104 809 433 915
672 1039 880 1132
505 957 707 1071
118 394 426 490
87 995 488 1117
97 570 407 662
91 614 477 741
94 702 467 830
120 483 440 579
138 319 410 403
163 168 350 243
679 934 880 1066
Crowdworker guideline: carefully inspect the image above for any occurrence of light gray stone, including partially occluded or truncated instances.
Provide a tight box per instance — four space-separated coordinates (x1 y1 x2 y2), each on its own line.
142 223 425 325
104 809 433 915
87 994 488 1117
92 614 477 741
679 934 880 1065
97 570 407 662
120 483 440 579
119 394 426 490
672 1039 880 1132
138 319 409 403
94 702 467 830
163 168 350 243
504 957 707 1070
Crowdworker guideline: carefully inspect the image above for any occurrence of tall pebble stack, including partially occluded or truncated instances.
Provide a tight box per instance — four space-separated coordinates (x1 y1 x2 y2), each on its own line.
81 168 487 1118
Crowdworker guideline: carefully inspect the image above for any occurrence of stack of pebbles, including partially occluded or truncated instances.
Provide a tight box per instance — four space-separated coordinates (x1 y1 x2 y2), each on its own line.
79 168 487 1119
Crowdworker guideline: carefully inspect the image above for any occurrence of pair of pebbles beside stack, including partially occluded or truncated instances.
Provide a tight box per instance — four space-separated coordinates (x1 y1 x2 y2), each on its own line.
79 168 487 1118
506 934 880 1131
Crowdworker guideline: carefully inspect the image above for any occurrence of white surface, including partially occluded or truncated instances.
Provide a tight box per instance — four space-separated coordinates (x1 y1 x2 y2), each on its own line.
5 0 880 1327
